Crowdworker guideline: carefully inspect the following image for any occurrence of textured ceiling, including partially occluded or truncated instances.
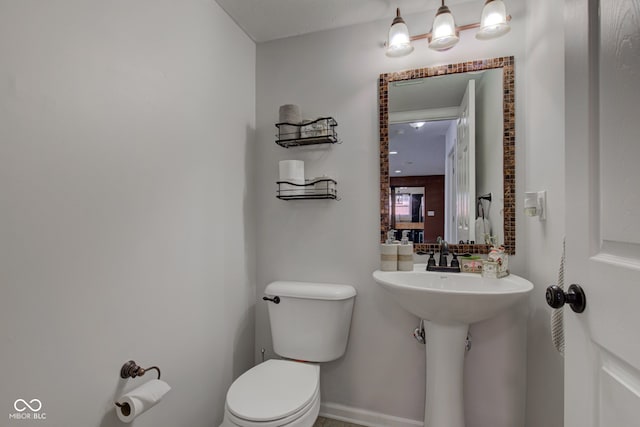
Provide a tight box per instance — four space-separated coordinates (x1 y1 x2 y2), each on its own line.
215 0 476 43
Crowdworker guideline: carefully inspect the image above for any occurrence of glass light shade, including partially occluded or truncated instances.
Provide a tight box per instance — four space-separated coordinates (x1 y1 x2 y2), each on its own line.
386 10 414 57
428 6 459 51
476 0 511 40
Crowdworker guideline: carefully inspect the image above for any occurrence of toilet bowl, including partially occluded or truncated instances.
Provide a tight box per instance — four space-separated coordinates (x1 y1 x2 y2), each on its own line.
222 360 320 427
220 281 356 427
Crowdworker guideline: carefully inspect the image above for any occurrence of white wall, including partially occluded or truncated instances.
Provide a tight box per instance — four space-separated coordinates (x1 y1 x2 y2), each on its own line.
476 69 505 243
523 0 566 426
0 1 255 426
255 1 532 425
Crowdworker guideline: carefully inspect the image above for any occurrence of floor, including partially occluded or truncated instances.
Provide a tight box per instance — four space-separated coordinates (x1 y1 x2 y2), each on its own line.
313 417 366 427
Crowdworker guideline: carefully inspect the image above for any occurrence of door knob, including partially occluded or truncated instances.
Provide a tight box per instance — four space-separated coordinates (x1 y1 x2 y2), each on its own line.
545 284 586 313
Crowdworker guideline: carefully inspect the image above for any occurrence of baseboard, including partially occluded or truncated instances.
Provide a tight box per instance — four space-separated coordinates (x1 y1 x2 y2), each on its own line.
319 402 422 427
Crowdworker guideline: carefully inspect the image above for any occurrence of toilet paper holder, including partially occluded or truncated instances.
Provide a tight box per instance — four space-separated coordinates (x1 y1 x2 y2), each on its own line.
119 360 161 380
115 360 161 410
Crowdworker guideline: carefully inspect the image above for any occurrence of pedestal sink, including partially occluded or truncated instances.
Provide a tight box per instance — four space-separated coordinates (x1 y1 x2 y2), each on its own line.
373 265 533 427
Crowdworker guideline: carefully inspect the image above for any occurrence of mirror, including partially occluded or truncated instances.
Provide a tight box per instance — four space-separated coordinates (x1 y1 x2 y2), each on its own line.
379 57 515 254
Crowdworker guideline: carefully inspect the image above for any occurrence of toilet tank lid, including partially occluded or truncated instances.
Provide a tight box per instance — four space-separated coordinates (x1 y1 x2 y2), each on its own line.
265 281 356 300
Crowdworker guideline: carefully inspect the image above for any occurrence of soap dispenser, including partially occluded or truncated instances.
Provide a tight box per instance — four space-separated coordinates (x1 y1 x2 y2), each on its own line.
381 230 398 271
398 230 414 271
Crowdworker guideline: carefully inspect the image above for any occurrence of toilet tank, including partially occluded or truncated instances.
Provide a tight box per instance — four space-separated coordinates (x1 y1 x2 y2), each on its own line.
265 281 356 362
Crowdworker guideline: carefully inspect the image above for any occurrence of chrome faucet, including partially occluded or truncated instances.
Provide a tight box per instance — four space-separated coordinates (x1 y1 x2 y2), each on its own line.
437 237 449 267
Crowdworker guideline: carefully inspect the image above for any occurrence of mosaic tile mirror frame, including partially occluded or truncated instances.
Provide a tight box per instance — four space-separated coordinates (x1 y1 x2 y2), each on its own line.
379 56 516 255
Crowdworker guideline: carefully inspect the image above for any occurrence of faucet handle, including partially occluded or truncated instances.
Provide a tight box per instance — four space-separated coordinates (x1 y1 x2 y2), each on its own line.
450 253 460 269
427 252 436 268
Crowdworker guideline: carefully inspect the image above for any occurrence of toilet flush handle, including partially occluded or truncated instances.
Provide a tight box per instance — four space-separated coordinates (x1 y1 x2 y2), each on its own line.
263 296 280 304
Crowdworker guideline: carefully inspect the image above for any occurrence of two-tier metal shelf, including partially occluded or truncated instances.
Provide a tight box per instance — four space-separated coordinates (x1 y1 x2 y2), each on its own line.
275 117 340 200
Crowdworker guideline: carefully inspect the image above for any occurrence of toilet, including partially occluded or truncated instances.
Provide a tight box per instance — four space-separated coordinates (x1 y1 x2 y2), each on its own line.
221 281 357 427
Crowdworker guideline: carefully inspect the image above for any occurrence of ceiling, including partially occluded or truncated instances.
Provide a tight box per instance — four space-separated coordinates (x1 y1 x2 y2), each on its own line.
215 0 476 43
389 121 454 176
389 70 491 113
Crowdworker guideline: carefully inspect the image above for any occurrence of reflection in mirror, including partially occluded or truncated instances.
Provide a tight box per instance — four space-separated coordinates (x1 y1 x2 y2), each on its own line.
379 57 515 254
390 176 445 243
389 69 503 244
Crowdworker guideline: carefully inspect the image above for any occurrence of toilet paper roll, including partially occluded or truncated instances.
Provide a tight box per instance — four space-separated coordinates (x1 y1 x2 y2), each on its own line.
279 160 305 196
279 104 301 123
279 104 301 141
278 160 304 183
116 379 171 423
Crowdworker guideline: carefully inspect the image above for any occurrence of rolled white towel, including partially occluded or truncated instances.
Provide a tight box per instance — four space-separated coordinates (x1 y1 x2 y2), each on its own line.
550 238 565 356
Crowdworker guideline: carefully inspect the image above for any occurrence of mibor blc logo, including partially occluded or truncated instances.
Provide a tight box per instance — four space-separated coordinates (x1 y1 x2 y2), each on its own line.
9 399 46 421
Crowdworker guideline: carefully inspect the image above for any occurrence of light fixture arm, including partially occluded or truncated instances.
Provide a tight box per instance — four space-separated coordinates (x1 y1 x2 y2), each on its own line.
409 14 511 42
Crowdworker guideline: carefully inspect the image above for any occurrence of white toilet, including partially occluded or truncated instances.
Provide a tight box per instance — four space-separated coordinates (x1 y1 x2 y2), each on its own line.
221 281 357 427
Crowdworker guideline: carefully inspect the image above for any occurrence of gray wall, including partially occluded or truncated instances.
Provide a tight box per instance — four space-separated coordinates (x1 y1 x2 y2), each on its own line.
0 1 256 426
254 0 541 425
0 0 567 426
523 0 566 426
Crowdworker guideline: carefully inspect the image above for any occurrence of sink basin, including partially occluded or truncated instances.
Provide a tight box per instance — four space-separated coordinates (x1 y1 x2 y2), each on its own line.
373 264 533 325
373 264 534 427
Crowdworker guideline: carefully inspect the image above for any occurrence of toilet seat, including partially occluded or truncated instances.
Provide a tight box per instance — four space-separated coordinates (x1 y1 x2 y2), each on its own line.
225 385 319 427
225 359 320 427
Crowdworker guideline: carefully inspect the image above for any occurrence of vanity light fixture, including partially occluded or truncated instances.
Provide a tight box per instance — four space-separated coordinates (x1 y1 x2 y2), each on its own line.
409 121 426 129
390 151 399 154
477 0 511 39
395 170 402 173
429 0 459 51
386 8 414 57
384 0 512 56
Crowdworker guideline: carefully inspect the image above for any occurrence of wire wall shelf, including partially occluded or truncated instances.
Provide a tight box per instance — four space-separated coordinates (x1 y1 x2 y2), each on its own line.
276 178 339 200
275 117 339 148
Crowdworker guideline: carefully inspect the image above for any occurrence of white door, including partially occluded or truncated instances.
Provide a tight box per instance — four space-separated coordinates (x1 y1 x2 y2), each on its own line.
445 146 456 242
455 80 476 243
564 0 640 426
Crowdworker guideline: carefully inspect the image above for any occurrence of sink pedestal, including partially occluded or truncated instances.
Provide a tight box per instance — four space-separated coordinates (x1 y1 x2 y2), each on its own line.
424 321 469 427
372 268 534 427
